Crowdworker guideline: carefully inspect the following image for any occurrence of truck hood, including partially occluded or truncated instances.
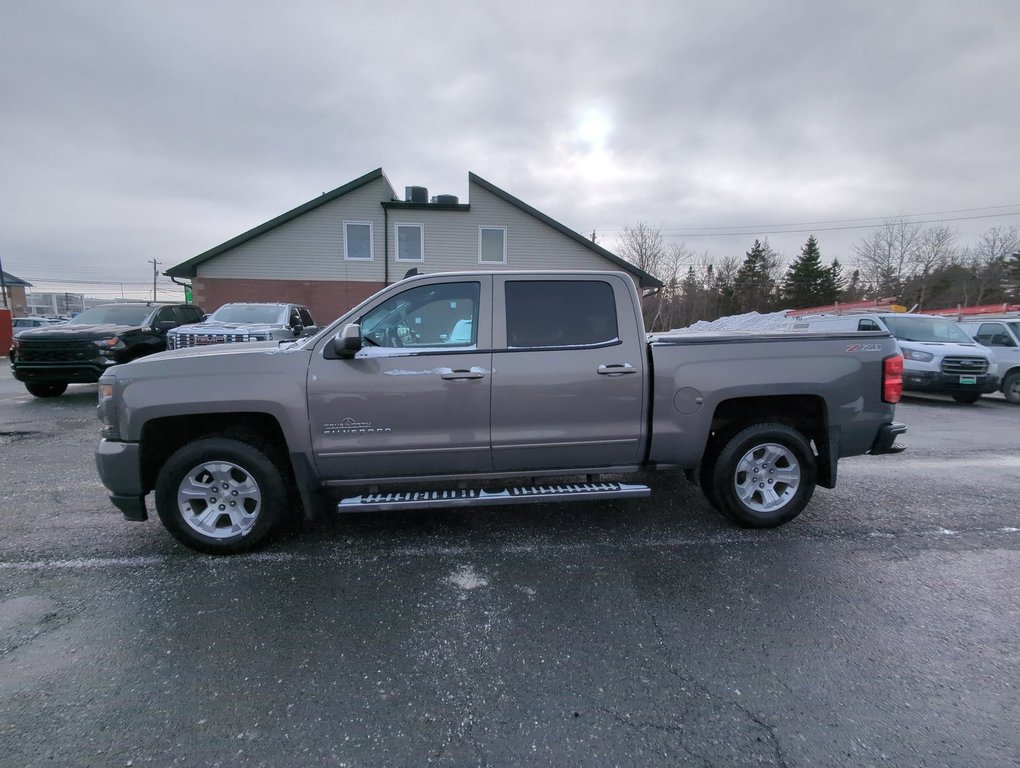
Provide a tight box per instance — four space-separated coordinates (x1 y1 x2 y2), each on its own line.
897 340 990 357
106 338 312 380
168 322 288 334
13 322 141 341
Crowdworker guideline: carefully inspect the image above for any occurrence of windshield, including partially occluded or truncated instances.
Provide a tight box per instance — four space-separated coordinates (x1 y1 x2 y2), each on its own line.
210 304 287 325
883 315 974 343
71 305 154 326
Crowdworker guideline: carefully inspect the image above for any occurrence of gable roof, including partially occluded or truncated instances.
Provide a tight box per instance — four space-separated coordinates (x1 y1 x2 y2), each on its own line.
469 173 662 289
166 168 389 278
165 167 661 289
1 270 31 287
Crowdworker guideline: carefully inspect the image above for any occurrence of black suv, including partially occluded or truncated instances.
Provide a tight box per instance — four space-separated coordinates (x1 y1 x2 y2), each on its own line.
10 302 204 397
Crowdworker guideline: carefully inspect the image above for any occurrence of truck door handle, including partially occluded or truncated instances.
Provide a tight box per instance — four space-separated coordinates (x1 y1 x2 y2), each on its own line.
597 363 637 376
441 369 485 380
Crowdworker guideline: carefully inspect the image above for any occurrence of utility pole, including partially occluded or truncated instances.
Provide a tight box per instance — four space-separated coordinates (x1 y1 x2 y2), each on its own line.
149 259 161 302
0 252 8 309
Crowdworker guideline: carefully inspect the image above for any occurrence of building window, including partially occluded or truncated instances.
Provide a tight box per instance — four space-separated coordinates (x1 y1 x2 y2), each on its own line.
396 224 424 262
344 222 374 261
479 226 507 264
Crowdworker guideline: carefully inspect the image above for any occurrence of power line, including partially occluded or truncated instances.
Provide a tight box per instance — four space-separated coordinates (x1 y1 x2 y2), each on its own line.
667 204 1020 231
21 277 155 286
596 207 1020 238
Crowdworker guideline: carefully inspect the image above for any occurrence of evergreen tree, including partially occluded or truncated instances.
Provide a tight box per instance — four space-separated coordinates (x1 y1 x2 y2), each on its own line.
844 269 864 302
824 258 845 304
1009 250 1020 302
782 235 829 308
735 239 781 312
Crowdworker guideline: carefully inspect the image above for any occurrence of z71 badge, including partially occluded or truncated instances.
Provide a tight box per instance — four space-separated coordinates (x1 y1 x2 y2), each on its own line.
846 343 882 352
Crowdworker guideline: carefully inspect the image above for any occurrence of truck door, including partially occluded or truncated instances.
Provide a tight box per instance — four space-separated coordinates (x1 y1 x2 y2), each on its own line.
490 275 646 471
307 277 493 480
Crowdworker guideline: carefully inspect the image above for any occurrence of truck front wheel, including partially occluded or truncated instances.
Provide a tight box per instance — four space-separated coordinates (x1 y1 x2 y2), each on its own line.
710 423 816 528
26 382 67 397
1001 371 1020 404
155 437 286 554
951 392 981 404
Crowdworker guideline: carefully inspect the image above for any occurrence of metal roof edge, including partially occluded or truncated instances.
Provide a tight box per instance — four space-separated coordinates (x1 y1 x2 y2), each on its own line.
165 168 388 278
467 172 663 289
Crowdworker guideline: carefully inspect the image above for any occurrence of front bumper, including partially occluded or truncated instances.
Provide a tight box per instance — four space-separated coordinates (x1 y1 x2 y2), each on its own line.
902 370 998 395
870 422 907 455
13 361 112 384
95 439 148 521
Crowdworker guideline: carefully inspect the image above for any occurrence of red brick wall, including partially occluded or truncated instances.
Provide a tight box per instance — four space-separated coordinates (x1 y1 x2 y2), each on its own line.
192 278 388 325
0 308 11 356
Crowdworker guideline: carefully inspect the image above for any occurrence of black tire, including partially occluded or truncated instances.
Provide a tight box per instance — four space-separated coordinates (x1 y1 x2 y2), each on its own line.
698 454 721 511
1003 372 1020 405
951 392 981 404
155 437 287 554
710 423 816 528
26 382 68 398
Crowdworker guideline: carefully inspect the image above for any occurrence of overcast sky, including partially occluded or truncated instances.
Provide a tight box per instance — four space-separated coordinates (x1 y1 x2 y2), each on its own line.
3 0 1018 301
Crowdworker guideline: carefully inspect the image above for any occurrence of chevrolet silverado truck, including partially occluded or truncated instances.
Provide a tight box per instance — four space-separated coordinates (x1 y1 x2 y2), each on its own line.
95 271 907 554
11 302 205 397
166 302 318 349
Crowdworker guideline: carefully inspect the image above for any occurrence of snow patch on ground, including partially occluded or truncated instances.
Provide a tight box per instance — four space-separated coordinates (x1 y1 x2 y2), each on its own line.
447 565 489 591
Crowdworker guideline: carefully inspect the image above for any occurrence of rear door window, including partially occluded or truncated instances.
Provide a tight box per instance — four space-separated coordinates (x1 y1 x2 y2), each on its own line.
505 280 618 348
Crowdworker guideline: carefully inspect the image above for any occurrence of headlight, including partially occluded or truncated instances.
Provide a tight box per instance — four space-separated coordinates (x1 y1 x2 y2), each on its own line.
902 349 935 362
97 378 119 439
94 336 126 350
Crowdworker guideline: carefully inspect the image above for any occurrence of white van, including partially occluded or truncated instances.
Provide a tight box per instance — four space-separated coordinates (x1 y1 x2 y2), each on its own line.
956 318 1020 404
790 312 997 404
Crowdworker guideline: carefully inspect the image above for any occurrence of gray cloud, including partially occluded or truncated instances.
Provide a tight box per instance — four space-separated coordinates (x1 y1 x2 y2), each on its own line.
3 0 1018 297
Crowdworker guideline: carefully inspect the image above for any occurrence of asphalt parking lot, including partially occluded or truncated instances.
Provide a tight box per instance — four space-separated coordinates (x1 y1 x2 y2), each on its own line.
1 367 1018 767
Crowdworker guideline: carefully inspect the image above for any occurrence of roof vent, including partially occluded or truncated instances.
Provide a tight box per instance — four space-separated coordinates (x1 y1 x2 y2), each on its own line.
405 186 428 203
433 194 459 205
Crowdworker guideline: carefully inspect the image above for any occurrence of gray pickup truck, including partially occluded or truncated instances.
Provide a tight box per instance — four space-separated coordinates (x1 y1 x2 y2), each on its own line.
96 270 906 553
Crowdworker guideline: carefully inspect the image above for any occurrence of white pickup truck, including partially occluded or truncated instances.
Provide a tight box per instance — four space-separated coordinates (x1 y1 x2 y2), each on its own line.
96 271 907 553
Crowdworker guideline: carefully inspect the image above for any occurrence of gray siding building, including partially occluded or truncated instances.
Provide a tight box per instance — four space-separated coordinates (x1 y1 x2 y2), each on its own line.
166 169 660 322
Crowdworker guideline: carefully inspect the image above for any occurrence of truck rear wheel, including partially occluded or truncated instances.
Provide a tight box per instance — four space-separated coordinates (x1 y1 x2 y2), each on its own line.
155 437 286 554
1002 371 1020 404
710 423 816 528
26 382 67 398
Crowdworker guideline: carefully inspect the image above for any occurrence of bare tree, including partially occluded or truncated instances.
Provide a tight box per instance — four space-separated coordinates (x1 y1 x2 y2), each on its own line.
853 217 923 295
910 225 957 308
648 241 694 330
972 226 1019 304
617 222 665 278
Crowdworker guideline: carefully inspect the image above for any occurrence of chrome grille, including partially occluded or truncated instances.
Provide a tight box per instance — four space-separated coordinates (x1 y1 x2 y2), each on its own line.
941 356 988 375
170 332 249 349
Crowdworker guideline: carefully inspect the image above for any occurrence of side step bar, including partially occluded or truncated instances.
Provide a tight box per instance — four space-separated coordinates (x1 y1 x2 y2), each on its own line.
337 482 651 513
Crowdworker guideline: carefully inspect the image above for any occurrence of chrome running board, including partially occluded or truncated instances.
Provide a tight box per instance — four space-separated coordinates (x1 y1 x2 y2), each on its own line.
337 482 650 513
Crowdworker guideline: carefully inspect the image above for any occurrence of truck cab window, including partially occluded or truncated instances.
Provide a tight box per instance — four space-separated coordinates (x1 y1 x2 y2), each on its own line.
360 282 480 348
505 280 618 348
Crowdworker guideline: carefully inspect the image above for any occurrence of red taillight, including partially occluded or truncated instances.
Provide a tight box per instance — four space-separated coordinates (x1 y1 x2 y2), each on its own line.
883 354 903 404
